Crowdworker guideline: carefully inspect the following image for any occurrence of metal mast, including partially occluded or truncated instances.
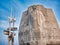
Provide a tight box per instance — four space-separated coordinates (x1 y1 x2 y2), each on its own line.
4 8 17 45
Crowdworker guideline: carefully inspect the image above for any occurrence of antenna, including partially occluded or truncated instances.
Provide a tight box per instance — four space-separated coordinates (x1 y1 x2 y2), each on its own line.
4 7 17 45
11 7 12 17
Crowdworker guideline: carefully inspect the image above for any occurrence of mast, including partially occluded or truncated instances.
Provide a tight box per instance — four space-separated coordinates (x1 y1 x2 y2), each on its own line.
4 8 17 45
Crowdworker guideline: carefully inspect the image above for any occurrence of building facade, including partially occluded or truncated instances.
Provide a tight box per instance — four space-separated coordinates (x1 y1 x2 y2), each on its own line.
19 5 60 45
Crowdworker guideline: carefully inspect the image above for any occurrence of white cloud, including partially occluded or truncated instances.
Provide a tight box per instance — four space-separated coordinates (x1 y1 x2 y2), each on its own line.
0 20 8 29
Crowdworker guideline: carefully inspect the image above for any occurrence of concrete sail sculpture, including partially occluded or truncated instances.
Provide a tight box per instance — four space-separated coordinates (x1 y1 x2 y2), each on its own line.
19 5 60 45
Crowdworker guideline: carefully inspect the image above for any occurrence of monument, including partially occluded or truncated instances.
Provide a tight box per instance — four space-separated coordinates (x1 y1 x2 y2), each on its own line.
19 5 60 45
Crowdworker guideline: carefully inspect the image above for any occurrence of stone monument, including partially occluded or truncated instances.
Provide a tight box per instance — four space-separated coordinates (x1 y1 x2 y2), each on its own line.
19 5 60 45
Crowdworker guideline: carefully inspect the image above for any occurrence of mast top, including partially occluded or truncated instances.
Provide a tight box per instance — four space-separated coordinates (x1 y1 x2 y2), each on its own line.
8 8 16 23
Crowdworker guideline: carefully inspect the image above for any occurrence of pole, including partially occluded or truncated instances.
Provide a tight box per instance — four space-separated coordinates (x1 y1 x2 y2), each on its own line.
12 33 14 45
4 7 17 45
8 37 10 45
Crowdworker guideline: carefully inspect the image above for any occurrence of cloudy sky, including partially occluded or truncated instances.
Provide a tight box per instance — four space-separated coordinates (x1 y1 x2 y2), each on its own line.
0 0 60 45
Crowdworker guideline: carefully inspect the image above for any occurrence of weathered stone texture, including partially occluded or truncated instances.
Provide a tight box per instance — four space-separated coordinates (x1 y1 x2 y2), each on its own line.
19 5 60 45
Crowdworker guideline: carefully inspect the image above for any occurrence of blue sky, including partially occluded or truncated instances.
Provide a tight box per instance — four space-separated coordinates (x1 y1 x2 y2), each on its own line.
0 0 60 45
